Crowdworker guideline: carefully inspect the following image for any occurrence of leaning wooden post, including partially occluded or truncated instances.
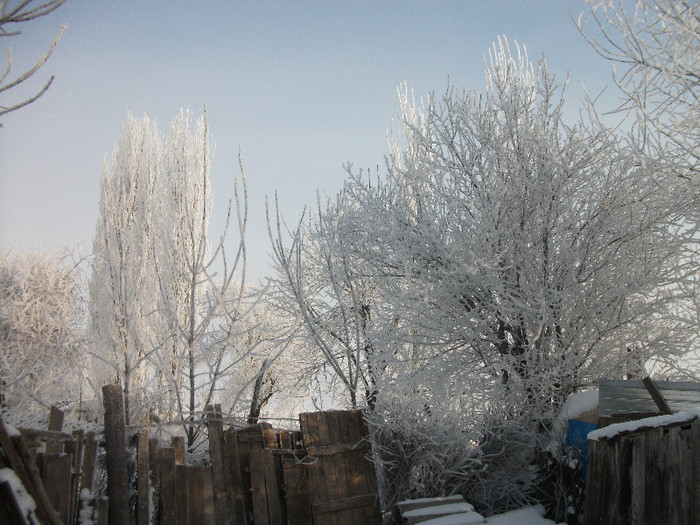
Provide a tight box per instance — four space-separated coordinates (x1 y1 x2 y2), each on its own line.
103 384 129 525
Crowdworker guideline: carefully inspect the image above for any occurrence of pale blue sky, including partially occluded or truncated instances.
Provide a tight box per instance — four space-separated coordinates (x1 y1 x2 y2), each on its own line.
1 1 618 283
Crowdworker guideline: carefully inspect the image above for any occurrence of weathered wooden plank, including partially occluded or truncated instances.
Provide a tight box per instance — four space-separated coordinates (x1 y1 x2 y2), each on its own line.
679 423 693 525
174 465 188 525
137 429 150 525
262 427 278 449
187 466 215 525
69 429 84 525
223 428 246 524
282 456 312 525
249 448 269 525
159 447 177 525
45 405 64 454
41 452 73 524
396 495 468 513
584 439 604 525
692 419 700 524
644 427 665 525
279 430 293 450
148 437 160 523
3 429 61 525
0 479 30 525
314 493 378 515
235 425 260 524
102 384 129 525
172 436 186 465
205 405 234 524
262 448 283 524
630 433 645 524
305 442 372 457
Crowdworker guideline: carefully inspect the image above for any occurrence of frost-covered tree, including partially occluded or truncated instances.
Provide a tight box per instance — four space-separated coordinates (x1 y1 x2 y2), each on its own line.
350 38 693 422
152 110 249 449
0 0 66 119
90 109 251 444
576 0 699 182
89 114 161 425
268 191 381 409
0 249 85 415
278 38 697 514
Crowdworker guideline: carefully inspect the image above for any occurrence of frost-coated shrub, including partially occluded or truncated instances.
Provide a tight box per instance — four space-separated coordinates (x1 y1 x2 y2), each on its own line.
366 399 546 518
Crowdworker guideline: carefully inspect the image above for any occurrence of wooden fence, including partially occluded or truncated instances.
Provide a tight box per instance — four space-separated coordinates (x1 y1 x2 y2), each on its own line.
0 385 382 525
584 411 700 524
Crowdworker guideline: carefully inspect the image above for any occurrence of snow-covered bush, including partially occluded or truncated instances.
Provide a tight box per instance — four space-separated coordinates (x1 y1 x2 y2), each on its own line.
0 249 86 416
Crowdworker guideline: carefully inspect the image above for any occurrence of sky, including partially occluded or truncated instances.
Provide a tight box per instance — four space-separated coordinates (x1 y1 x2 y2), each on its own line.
0 1 619 284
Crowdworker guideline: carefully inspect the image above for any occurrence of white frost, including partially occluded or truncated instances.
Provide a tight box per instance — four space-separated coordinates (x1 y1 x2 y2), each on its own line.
588 407 700 441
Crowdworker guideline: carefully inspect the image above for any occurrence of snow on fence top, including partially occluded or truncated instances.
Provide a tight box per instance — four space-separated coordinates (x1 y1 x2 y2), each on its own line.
588 407 700 441
598 379 700 417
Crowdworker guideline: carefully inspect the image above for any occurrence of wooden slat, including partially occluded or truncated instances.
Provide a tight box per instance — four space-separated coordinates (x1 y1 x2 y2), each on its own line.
0 419 61 525
137 430 150 525
205 405 234 524
223 428 246 524
0 479 30 525
249 448 269 525
41 452 73 524
630 433 645 523
148 437 160 523
45 406 64 454
172 436 186 465
282 456 312 525
188 466 215 525
159 447 177 525
643 428 664 525
175 465 188 525
692 420 700 522
103 384 129 525
262 448 283 524
314 493 377 515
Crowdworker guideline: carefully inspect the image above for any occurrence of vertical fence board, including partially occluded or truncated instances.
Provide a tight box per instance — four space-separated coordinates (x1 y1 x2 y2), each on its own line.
137 430 150 525
172 436 186 465
262 448 283 524
282 456 312 525
630 433 645 523
40 452 73 523
159 447 177 525
149 437 161 524
692 420 700 523
187 466 215 525
175 464 189 525
45 406 64 454
224 428 246 524
102 384 129 525
205 405 234 524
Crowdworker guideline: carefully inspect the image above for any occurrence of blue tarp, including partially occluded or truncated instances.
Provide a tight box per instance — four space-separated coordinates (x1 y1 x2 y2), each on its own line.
566 419 597 480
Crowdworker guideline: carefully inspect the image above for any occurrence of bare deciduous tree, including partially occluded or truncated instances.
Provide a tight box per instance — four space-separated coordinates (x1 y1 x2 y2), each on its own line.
575 0 699 180
0 0 66 119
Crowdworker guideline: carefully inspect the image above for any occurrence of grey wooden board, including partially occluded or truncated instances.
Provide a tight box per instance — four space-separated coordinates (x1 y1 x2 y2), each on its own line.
599 379 700 417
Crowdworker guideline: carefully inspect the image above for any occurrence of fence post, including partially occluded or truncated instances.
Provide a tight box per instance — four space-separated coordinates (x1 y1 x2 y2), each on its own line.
102 384 129 525
205 404 235 524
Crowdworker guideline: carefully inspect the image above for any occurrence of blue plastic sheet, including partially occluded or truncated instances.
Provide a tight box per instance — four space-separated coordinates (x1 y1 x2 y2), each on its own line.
566 419 597 480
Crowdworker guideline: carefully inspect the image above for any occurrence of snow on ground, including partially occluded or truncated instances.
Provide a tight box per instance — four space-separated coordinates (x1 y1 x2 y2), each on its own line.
418 504 564 524
588 406 700 441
